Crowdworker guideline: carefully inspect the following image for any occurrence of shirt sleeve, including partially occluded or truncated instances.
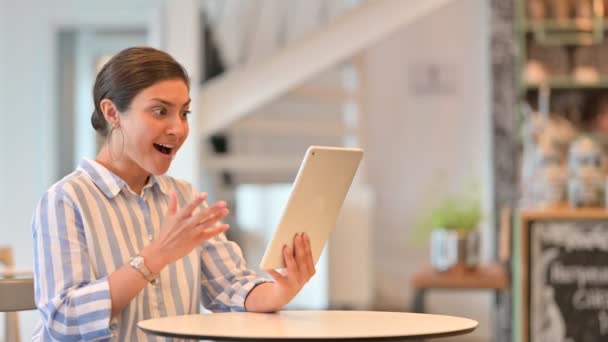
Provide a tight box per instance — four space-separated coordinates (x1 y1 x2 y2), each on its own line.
200 232 270 312
32 189 114 341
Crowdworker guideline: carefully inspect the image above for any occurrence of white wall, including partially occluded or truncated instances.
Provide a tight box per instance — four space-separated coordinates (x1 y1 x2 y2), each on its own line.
364 0 492 340
0 1 6 187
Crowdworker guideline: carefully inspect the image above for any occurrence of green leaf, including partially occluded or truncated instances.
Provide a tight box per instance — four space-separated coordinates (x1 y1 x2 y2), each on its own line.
412 179 482 244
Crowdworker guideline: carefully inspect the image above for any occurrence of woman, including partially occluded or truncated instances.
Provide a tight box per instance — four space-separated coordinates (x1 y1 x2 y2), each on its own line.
31 46 316 341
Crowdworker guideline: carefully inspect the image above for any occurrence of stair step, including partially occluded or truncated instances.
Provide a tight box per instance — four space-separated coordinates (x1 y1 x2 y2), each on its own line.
205 155 303 173
251 99 345 121
285 84 356 105
231 119 350 137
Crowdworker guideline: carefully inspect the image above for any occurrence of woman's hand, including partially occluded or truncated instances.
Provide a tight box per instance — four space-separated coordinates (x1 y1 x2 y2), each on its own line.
265 233 316 308
142 192 229 274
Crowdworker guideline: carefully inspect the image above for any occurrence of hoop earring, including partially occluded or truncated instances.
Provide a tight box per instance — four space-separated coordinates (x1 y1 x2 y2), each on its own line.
108 126 125 161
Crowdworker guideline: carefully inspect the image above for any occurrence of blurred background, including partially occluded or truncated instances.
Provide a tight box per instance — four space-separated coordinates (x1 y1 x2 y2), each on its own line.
0 0 500 341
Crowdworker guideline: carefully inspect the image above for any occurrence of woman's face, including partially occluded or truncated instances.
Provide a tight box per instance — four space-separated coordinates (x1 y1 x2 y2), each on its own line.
118 78 190 176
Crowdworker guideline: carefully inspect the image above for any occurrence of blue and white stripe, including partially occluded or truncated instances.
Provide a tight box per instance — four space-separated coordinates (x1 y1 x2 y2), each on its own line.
31 158 267 341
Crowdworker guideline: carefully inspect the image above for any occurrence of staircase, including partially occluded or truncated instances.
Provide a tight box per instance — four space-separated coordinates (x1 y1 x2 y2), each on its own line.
203 63 362 192
200 0 365 187
186 0 455 310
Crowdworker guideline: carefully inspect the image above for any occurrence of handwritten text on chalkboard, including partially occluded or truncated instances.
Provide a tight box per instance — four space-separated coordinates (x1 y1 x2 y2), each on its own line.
530 221 608 342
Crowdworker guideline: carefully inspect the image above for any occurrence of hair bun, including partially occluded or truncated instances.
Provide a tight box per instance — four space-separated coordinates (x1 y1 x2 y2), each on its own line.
91 110 108 136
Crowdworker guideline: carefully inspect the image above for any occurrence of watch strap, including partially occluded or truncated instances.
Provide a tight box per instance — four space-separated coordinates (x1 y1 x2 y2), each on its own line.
130 255 158 285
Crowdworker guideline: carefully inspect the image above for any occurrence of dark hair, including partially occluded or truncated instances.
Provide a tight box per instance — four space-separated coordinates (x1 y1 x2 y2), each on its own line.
91 46 190 137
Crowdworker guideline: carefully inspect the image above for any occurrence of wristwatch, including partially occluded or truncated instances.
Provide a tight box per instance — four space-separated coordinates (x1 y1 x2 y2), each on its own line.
130 255 159 285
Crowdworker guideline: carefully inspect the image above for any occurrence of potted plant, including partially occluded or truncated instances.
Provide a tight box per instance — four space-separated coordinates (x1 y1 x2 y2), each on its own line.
414 183 483 272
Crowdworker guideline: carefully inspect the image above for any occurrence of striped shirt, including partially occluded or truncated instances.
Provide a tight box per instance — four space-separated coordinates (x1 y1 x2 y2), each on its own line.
31 158 268 341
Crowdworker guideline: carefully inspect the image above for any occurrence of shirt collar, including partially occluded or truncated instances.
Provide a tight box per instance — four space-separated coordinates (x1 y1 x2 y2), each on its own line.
78 158 170 198
146 172 171 196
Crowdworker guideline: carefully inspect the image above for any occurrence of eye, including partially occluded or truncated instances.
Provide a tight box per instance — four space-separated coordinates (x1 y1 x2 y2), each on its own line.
181 110 192 119
152 107 167 116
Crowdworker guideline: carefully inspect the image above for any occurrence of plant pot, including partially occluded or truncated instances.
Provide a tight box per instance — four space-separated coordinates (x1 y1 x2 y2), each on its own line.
430 228 480 272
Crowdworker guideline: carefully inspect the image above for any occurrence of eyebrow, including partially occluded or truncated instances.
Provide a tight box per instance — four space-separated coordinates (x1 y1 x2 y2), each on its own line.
151 98 191 108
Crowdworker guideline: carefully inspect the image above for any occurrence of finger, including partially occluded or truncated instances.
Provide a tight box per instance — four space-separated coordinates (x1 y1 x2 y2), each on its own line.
187 204 228 228
267 269 287 285
195 208 229 230
198 223 230 240
167 192 178 216
294 233 307 274
303 233 316 278
206 200 228 209
200 202 229 224
176 192 208 220
283 244 298 278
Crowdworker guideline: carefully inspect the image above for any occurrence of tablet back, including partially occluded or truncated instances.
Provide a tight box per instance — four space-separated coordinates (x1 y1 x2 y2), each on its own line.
259 146 363 269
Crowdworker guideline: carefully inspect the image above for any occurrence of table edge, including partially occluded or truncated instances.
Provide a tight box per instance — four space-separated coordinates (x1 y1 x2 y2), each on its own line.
137 326 478 341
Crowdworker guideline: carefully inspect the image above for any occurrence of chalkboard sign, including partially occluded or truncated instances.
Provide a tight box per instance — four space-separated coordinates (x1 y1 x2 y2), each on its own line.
521 208 608 342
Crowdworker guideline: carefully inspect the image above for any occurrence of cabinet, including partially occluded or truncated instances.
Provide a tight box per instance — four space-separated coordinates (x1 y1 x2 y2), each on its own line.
515 0 608 129
514 0 608 210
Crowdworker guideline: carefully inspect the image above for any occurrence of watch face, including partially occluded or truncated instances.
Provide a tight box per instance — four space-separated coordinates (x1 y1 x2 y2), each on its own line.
132 256 144 268
131 255 155 283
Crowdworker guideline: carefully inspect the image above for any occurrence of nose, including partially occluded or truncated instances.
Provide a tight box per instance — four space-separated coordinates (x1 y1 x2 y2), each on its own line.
166 112 189 139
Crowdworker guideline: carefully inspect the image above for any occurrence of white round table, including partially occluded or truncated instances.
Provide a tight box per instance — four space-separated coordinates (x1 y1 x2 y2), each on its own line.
138 310 478 341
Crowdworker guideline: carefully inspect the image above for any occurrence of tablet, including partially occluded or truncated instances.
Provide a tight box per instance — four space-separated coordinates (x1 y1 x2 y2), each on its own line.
259 145 364 270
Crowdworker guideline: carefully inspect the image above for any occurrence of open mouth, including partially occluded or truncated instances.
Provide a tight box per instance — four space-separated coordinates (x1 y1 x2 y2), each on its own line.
153 143 174 155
